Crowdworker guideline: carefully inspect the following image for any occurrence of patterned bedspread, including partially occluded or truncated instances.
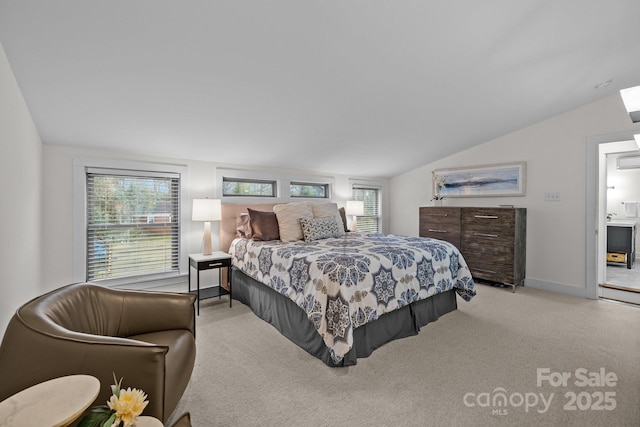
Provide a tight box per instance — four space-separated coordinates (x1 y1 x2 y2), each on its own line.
229 233 475 364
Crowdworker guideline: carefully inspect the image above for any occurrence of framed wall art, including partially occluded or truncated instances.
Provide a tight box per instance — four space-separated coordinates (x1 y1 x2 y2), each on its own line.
432 162 526 198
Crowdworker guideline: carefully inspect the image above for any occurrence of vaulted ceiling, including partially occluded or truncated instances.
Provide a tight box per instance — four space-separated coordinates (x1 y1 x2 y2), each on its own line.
1 1 640 177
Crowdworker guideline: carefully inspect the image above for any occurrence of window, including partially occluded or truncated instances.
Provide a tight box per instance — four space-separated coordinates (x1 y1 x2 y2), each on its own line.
290 182 329 198
352 186 381 233
86 169 180 282
222 177 276 197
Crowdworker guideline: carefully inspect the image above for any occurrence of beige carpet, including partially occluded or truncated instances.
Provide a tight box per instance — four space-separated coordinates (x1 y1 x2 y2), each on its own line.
166 284 640 427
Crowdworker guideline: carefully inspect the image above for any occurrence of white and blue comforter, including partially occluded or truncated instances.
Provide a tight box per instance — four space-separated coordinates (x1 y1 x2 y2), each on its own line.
229 233 475 364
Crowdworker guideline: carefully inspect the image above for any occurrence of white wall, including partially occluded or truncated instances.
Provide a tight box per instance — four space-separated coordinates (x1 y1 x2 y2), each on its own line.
0 42 42 335
390 93 640 296
40 145 390 291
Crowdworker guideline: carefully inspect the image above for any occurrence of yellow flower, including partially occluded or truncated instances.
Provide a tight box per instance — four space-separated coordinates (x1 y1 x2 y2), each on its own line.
107 387 149 427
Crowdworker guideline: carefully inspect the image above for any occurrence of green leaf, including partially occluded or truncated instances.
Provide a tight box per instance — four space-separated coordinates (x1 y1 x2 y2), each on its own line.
102 413 118 427
77 405 114 427
76 411 112 427
111 372 123 397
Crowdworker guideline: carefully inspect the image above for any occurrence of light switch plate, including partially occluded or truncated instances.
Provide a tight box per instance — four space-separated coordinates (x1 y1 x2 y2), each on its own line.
545 192 561 201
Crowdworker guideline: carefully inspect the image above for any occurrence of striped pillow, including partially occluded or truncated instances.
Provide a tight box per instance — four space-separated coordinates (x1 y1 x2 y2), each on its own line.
273 202 313 242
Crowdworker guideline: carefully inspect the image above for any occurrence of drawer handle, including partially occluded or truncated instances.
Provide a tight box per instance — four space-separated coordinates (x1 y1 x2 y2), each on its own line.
428 229 448 233
474 233 498 238
209 262 223 267
474 215 499 219
475 268 498 274
425 213 448 217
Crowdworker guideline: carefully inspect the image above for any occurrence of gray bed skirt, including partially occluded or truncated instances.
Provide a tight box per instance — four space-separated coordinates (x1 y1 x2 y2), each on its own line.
231 267 458 367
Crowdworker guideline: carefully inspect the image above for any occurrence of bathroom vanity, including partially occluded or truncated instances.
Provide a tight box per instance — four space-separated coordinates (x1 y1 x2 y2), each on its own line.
607 221 636 269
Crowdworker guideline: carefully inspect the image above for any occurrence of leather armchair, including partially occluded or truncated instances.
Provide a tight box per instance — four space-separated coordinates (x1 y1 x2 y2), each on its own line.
0 283 197 423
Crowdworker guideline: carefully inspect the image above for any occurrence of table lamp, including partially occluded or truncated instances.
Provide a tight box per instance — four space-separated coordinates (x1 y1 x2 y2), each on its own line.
345 200 364 232
192 198 221 255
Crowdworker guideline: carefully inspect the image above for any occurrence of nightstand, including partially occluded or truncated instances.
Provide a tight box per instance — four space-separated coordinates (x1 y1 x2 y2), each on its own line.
188 251 232 314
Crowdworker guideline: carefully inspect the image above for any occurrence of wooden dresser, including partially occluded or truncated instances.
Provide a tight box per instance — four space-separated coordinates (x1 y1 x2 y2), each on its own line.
419 206 526 291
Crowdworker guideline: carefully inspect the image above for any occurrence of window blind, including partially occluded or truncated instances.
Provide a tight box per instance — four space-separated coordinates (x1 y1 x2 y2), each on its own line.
352 186 381 233
86 169 180 281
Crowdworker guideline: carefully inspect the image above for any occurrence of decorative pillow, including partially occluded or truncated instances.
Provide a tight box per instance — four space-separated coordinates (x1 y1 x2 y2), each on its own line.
338 207 349 232
273 202 313 242
310 202 343 229
247 208 280 241
299 216 346 242
236 213 252 238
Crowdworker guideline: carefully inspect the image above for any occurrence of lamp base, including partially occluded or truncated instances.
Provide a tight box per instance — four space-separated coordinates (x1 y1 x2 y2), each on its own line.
202 221 212 255
350 216 358 232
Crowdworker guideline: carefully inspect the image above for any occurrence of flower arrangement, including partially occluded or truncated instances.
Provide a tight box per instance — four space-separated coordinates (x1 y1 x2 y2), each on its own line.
78 374 149 427
431 173 447 201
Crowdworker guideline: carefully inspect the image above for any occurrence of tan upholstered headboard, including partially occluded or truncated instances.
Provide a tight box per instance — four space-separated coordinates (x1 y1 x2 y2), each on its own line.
219 203 278 253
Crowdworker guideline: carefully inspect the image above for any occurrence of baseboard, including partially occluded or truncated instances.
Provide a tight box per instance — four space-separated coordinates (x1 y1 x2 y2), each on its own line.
524 278 591 298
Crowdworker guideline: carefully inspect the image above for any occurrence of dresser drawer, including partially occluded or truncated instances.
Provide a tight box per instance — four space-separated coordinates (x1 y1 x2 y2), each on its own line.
419 207 460 225
462 209 516 240
419 207 461 247
462 208 515 228
462 222 515 237
463 255 515 284
421 228 461 248
460 242 514 264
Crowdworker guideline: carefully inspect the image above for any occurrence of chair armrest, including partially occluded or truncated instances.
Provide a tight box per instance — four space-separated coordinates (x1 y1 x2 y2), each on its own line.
118 290 197 337
0 316 169 414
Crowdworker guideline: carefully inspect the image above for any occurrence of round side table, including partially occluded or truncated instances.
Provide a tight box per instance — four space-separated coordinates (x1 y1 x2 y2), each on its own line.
0 374 100 427
137 415 164 426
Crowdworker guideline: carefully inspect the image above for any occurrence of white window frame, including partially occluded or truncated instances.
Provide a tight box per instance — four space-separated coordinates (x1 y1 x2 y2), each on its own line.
290 181 330 199
222 177 278 197
73 158 189 287
350 179 383 233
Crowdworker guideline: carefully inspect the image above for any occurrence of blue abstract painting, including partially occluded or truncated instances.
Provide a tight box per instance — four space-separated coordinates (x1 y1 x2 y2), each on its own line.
433 162 526 197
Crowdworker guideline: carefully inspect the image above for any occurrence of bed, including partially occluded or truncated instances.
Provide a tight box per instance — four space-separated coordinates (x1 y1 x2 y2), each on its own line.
220 202 475 367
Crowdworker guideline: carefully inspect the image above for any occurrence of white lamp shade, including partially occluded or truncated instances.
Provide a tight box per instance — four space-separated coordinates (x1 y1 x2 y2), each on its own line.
345 200 364 216
635 134 640 150
620 86 640 123
192 198 221 221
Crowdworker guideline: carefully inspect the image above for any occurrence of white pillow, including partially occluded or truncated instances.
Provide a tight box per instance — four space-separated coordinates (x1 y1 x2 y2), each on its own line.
273 202 313 242
310 202 343 227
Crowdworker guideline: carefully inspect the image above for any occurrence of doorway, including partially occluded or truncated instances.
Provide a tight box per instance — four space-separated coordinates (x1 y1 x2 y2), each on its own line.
590 136 640 305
